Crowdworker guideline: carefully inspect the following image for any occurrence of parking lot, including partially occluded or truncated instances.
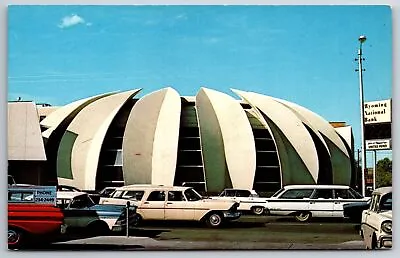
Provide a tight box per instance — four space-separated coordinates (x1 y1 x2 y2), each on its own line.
21 215 365 250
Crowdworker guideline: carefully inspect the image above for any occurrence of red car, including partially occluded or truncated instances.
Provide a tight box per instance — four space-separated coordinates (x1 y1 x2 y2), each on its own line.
8 186 64 248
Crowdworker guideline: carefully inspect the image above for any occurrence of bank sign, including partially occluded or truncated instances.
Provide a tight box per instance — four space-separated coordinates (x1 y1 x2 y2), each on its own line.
366 139 391 150
364 99 391 124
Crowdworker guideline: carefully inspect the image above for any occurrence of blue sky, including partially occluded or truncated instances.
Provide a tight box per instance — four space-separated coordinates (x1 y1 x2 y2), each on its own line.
7 5 392 160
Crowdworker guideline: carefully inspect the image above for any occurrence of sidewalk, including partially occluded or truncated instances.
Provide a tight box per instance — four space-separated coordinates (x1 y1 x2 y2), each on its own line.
53 236 366 250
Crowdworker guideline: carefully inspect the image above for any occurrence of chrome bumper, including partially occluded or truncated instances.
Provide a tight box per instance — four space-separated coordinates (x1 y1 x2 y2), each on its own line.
379 236 392 248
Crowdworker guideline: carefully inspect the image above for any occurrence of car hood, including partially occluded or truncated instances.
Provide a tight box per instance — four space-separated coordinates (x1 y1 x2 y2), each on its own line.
379 210 392 220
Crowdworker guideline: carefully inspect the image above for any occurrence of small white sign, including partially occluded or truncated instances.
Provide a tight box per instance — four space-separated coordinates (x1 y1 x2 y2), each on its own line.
366 139 391 150
364 99 391 124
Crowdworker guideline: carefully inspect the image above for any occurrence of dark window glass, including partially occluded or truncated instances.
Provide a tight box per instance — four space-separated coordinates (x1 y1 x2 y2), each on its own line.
312 189 333 199
224 190 236 197
334 189 353 199
379 193 392 210
168 191 185 201
147 191 165 201
236 190 251 197
70 195 94 209
280 189 313 199
122 191 145 200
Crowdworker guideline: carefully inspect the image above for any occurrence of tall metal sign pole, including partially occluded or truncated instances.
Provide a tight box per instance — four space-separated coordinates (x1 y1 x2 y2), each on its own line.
356 35 367 197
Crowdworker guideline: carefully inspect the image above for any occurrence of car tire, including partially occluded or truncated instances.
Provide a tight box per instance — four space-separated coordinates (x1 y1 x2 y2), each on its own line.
130 214 142 227
206 212 223 228
251 206 265 215
87 221 110 236
8 227 24 249
294 211 311 222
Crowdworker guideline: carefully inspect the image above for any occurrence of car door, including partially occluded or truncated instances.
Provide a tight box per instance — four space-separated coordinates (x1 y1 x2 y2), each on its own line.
62 195 97 228
269 189 313 215
164 190 194 220
309 189 334 217
333 189 361 217
235 190 253 210
140 190 166 220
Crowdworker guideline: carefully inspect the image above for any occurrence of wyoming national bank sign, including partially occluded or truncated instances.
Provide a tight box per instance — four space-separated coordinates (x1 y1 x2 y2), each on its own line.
364 99 392 150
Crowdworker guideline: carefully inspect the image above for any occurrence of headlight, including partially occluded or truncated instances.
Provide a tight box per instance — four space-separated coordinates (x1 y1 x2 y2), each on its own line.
381 221 392 234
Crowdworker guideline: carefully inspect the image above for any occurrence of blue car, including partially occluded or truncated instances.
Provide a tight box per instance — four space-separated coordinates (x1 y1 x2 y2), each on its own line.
56 191 137 235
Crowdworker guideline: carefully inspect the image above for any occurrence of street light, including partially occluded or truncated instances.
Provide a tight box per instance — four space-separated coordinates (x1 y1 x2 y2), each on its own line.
357 35 367 197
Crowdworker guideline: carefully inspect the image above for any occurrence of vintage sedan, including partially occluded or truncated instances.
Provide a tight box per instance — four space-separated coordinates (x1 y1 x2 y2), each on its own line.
57 191 137 235
360 187 392 249
99 185 241 227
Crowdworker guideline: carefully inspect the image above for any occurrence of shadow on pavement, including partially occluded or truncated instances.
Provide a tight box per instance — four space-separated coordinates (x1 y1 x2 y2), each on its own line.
14 244 145 251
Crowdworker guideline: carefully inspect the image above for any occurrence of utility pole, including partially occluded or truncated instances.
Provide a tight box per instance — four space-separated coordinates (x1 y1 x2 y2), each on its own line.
355 35 367 197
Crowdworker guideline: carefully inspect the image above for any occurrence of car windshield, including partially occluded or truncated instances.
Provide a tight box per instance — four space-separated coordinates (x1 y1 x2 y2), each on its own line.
184 188 202 201
379 193 392 211
271 187 285 197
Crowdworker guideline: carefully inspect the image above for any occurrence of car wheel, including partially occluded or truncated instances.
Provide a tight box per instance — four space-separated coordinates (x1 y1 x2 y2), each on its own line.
87 221 110 236
294 211 311 222
130 214 142 227
206 213 223 227
8 228 24 249
251 206 265 215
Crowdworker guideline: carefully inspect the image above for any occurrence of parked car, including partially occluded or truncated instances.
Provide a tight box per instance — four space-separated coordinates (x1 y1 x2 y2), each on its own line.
57 184 102 204
360 186 392 249
57 191 137 235
98 186 118 197
209 188 268 215
8 186 64 248
265 185 369 222
343 199 371 223
99 185 241 227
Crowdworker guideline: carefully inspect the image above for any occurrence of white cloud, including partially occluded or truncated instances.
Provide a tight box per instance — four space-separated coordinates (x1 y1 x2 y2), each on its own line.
58 14 90 29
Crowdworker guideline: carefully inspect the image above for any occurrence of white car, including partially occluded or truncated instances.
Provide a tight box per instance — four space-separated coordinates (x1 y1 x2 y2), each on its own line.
360 187 392 249
209 189 268 215
265 185 369 222
99 185 241 227
57 192 137 234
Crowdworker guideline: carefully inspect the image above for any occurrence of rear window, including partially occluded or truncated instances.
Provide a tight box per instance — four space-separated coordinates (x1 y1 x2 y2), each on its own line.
236 190 251 197
280 189 313 199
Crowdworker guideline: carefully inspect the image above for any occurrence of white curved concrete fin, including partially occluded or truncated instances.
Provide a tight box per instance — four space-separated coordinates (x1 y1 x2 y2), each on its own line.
231 89 319 183
57 89 141 190
271 96 350 158
152 87 181 186
41 91 117 139
122 87 180 186
198 87 256 189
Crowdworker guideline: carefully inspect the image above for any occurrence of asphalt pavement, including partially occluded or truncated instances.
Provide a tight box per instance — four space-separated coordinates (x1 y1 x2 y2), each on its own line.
48 236 367 250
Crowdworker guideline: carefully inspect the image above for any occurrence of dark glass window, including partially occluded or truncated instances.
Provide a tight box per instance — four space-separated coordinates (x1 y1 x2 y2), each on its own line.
236 190 251 197
312 189 333 199
147 191 165 201
168 191 185 201
280 189 313 199
122 191 145 201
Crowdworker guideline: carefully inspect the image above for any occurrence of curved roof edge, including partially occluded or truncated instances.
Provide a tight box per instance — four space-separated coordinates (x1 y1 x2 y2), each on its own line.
199 87 256 189
41 92 117 139
57 89 141 190
232 89 319 183
123 88 178 186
